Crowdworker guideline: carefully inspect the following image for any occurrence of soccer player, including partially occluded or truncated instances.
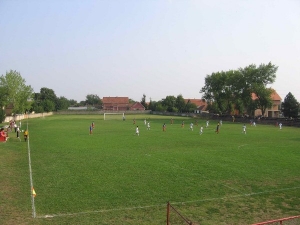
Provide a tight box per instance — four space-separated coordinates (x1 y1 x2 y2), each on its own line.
144 119 147 125
199 126 203 135
215 123 220 134
89 124 93 135
92 121 95 129
136 126 139 136
133 118 136 125
279 123 282 129
16 126 21 141
206 120 209 128
147 122 150 130
242 124 246 134
190 123 194 131
181 121 184 128
163 123 166 131
24 129 29 141
170 118 174 125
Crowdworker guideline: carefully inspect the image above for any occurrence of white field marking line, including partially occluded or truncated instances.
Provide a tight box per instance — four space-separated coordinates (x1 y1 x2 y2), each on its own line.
36 186 300 219
145 154 244 194
27 121 36 218
170 186 300 206
238 144 248 149
36 203 167 218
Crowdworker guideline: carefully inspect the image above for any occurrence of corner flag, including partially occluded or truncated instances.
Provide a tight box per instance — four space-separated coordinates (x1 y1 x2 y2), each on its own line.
32 188 36 197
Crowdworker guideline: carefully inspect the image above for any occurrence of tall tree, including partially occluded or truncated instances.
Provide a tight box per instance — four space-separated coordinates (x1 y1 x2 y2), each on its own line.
201 62 278 115
38 87 58 111
0 70 33 114
175 95 186 112
141 94 147 110
56 96 70 110
281 92 299 118
162 96 177 112
85 94 102 107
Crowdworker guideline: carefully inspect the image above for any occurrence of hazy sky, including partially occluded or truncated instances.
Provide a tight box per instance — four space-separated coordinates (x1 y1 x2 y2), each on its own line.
1 0 300 102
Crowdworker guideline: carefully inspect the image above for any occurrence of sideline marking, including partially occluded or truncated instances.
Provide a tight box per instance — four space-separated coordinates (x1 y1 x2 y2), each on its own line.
27 120 36 218
36 186 300 219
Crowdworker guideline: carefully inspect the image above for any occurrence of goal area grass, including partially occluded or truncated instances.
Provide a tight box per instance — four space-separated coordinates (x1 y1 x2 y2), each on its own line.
1 114 300 225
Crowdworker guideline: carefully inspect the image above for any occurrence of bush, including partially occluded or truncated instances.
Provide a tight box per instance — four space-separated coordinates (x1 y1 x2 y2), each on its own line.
0 108 5 123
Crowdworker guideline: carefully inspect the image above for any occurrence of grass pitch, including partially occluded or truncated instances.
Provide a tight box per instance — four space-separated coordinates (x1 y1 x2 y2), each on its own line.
1 114 300 225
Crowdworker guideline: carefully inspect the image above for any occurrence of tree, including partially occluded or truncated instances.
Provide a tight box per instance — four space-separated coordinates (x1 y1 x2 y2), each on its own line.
162 96 177 112
239 62 277 116
0 108 5 123
56 96 70 110
185 100 197 113
148 98 155 111
85 94 102 107
200 62 278 116
39 87 58 111
141 94 147 110
42 100 55 112
175 95 186 112
281 92 299 118
0 70 33 114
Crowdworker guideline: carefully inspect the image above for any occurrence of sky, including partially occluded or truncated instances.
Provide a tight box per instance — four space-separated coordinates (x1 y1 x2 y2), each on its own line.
1 0 300 103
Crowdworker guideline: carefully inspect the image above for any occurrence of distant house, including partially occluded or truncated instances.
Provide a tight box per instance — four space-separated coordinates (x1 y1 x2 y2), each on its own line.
184 99 208 113
252 89 282 118
130 102 145 111
102 97 129 111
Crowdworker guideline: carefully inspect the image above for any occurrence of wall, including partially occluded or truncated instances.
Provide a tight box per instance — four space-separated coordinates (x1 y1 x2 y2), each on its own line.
4 112 54 123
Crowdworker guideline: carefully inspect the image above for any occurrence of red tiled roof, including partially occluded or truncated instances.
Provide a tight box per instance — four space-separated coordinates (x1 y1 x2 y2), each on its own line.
102 97 129 104
130 102 145 110
184 99 206 107
251 89 281 101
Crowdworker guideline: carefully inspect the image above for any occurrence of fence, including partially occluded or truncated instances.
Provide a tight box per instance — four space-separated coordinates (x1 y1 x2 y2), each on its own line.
166 202 195 225
4 112 53 123
252 215 300 225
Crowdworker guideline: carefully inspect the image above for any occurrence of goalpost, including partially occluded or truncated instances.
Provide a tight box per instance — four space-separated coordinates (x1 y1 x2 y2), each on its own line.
103 112 125 121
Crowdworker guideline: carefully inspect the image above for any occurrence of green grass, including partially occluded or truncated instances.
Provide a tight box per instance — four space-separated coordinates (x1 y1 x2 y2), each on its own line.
1 114 300 225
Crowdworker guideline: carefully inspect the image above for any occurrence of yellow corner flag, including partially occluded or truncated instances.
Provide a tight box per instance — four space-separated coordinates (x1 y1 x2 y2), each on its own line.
32 188 36 197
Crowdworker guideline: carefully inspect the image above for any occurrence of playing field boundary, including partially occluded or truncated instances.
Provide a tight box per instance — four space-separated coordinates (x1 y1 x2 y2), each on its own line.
34 186 300 219
26 120 36 218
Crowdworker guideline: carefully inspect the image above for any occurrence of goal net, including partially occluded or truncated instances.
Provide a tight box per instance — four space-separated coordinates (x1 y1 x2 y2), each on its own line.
103 113 125 121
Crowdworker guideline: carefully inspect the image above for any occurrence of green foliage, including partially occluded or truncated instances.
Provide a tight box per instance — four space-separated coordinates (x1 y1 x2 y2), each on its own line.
162 96 177 112
176 94 186 112
200 62 278 115
0 108 5 122
56 96 70 110
281 92 299 118
42 99 55 112
85 94 102 107
0 70 33 114
140 94 147 110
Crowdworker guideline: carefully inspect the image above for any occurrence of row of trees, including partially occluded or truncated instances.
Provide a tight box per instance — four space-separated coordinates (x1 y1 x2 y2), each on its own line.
0 70 105 120
1 66 299 122
200 62 278 116
144 94 198 113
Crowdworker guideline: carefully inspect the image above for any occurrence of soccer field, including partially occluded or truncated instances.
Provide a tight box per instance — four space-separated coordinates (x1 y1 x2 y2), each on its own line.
1 114 300 225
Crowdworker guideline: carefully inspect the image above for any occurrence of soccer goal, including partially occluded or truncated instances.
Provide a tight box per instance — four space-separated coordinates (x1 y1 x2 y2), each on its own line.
103 112 125 121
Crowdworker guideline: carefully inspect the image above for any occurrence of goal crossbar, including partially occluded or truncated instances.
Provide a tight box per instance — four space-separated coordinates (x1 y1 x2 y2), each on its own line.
103 112 125 120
